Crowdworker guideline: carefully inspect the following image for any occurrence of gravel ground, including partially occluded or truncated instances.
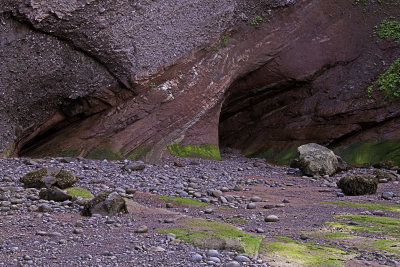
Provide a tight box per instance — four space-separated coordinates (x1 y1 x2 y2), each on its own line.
0 153 399 266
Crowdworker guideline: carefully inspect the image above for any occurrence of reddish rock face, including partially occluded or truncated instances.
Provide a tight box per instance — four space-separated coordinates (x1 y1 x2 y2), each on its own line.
1 1 400 163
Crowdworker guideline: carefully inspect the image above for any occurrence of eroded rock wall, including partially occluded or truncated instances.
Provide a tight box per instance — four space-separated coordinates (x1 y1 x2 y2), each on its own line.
1 0 400 165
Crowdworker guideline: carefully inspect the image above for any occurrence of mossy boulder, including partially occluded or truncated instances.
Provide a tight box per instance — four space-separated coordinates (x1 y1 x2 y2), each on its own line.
337 175 378 196
81 192 127 217
19 168 78 189
55 169 78 189
373 169 398 183
19 168 48 188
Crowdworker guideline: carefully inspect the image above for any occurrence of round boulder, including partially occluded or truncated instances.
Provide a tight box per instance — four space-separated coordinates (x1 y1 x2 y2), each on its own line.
337 175 378 196
291 143 340 176
81 192 128 216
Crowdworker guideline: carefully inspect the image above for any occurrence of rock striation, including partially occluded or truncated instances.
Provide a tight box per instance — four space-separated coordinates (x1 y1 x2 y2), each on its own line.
0 1 399 164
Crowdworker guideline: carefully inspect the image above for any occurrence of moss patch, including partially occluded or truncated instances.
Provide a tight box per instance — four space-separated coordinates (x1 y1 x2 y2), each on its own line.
367 239 400 255
157 218 263 256
336 140 400 166
167 144 221 160
323 201 400 212
87 146 122 160
65 187 94 199
227 216 249 224
328 215 400 237
157 196 209 206
378 19 400 40
259 236 355 266
246 146 297 165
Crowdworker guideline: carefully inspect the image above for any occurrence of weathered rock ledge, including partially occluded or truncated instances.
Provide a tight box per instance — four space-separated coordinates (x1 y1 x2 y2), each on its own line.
1 0 400 164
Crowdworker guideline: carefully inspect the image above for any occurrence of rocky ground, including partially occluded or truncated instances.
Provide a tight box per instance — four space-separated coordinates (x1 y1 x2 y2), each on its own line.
0 152 399 266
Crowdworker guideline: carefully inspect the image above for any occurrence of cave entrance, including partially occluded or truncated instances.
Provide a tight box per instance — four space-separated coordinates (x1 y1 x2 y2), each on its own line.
218 66 309 162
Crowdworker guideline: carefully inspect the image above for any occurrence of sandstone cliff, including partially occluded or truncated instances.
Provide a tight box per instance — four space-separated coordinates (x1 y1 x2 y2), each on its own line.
1 0 400 165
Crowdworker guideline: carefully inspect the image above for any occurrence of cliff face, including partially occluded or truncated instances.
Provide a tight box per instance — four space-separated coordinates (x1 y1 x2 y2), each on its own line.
1 0 400 164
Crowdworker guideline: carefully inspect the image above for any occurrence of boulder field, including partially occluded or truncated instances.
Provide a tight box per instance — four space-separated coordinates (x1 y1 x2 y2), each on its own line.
1 0 400 164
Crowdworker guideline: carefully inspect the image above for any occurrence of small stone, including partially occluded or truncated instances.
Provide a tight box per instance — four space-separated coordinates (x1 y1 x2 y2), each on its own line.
123 162 145 172
166 203 173 208
382 192 395 200
221 187 229 192
264 204 275 209
219 196 228 203
135 225 149 233
191 253 202 262
179 191 189 197
256 228 265 233
300 234 308 240
212 190 223 197
73 228 83 234
23 255 32 261
336 192 344 197
206 249 219 257
38 204 52 212
226 261 240 267
282 199 290 203
250 196 262 202
235 255 250 262
372 210 385 216
233 186 243 192
125 188 136 195
166 233 176 241
209 257 221 263
204 208 214 214
265 215 279 222
28 205 38 212
247 203 256 209
164 218 174 224
150 246 166 252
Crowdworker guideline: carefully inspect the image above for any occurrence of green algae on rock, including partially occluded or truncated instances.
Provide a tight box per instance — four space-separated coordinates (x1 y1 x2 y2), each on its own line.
336 140 400 167
19 168 78 189
327 215 400 237
259 236 355 267
323 201 400 212
157 196 209 206
65 187 94 199
157 218 263 256
167 144 221 160
87 146 122 160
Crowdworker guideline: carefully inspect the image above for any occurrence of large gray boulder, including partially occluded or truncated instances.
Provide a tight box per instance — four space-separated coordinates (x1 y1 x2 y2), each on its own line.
292 143 340 176
81 192 127 217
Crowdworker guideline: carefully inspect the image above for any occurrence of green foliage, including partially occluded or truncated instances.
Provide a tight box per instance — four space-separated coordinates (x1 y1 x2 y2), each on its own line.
220 35 229 46
368 57 400 99
157 196 209 206
378 19 400 39
250 16 263 26
158 218 263 256
167 143 221 160
149 82 157 88
323 201 400 212
65 187 94 199
260 236 355 266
